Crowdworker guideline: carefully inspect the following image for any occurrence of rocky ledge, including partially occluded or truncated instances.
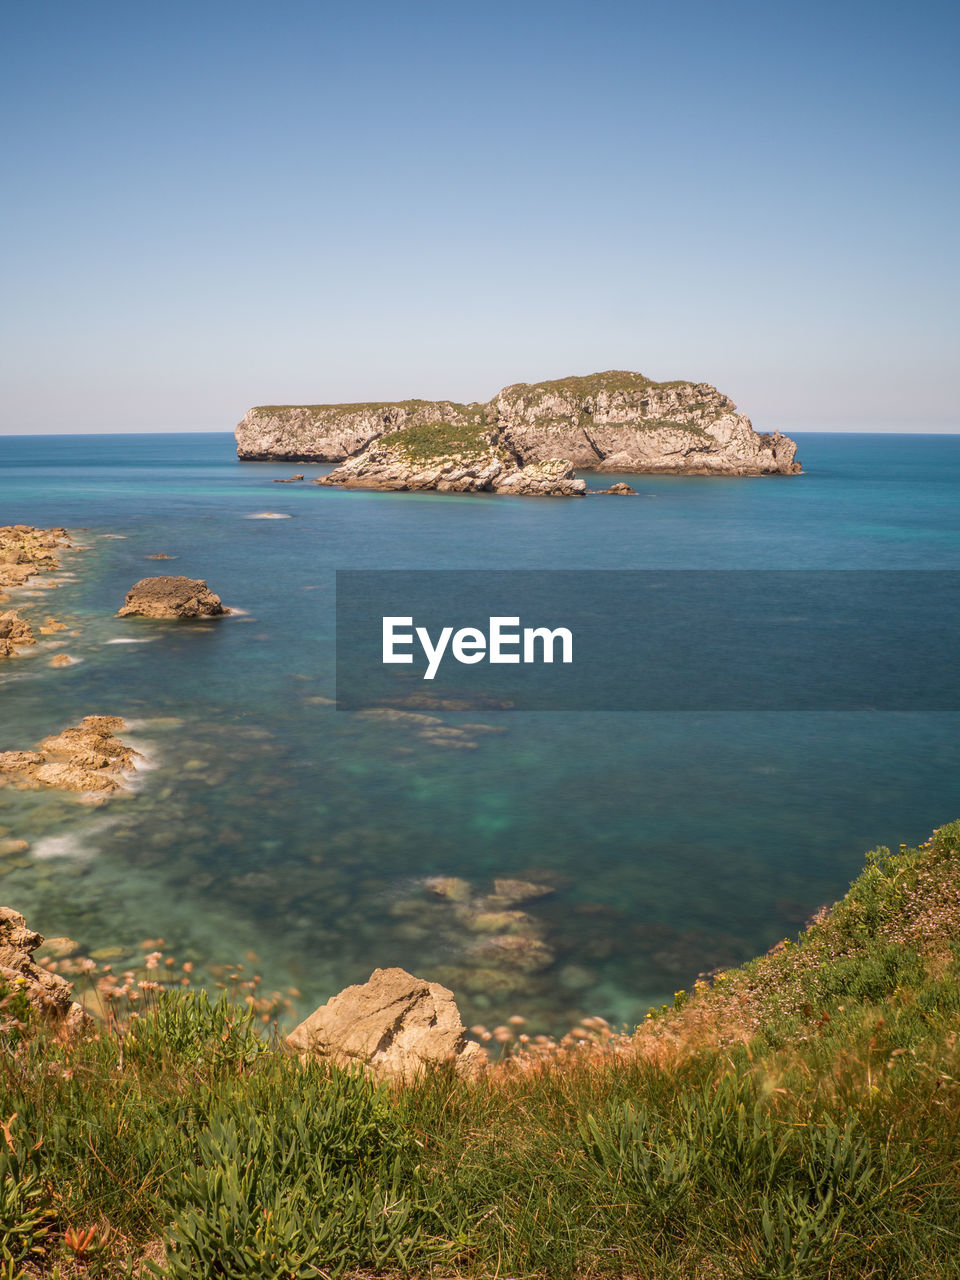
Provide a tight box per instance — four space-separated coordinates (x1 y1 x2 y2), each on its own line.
236 370 800 481
0 716 140 796
317 419 585 497
0 525 74 601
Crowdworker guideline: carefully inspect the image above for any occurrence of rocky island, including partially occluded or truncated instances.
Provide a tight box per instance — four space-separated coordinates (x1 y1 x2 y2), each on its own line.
235 370 800 496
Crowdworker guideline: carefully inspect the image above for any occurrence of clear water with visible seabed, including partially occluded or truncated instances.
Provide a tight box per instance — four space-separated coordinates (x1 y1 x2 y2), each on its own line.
1 431 958 1034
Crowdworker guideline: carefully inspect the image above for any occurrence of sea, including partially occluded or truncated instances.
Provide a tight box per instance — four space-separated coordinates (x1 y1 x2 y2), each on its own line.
1 431 958 1034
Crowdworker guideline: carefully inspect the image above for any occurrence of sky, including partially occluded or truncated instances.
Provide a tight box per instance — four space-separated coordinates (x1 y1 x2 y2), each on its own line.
1 0 957 434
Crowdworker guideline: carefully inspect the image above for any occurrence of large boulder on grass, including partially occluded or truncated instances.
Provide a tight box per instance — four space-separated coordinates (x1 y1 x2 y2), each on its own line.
286 967 486 1080
117 576 228 619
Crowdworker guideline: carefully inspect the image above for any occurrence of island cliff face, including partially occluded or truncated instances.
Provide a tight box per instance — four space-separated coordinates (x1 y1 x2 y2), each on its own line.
315 416 586 496
235 371 800 494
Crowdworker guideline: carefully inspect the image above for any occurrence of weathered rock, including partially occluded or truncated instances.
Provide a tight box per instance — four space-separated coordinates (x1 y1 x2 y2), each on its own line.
238 370 800 478
117 576 228 619
317 419 585 498
286 966 486 1080
0 609 36 657
496 373 800 475
492 458 587 497
0 906 89 1032
0 716 139 795
237 400 485 462
590 482 637 495
0 526 73 595
274 474 304 483
0 752 44 773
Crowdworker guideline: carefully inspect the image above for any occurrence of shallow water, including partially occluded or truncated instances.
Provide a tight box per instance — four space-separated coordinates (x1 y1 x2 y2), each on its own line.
1 431 958 1032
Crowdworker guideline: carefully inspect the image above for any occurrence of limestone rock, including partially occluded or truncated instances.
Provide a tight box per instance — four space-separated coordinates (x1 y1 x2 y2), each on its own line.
590 482 637 495
0 906 89 1031
0 716 139 795
0 609 36 657
317 420 585 498
496 373 801 475
286 966 486 1080
237 370 800 478
0 526 73 594
237 399 483 462
117 576 228 619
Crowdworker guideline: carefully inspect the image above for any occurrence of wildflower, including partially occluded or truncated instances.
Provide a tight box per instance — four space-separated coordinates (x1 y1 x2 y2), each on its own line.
143 951 161 971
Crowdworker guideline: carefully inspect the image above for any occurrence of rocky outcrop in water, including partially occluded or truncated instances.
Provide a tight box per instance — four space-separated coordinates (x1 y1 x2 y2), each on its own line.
286 966 487 1080
0 526 74 602
590 482 637 495
237 370 800 478
117 576 229 619
0 906 88 1033
0 716 140 795
0 609 36 658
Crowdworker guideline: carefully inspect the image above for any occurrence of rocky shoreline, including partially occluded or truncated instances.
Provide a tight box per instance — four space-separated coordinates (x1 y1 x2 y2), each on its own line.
236 369 801 496
0 525 76 660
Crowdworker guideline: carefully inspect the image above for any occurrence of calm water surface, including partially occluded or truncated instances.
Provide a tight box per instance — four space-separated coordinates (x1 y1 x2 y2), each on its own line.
1 431 958 1032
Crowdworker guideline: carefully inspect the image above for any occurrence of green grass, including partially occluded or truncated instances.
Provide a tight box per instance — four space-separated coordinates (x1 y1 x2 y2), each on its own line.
4 822 960 1277
502 370 694 399
387 419 492 462
249 400 463 416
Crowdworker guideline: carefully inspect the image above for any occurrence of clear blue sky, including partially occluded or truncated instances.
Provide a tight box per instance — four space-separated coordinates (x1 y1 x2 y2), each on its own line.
2 0 957 433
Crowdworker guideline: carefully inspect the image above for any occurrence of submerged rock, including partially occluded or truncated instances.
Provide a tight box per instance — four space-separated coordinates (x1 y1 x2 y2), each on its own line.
424 875 473 904
286 966 486 1080
490 878 556 907
0 906 88 1033
470 934 555 973
117 576 229 619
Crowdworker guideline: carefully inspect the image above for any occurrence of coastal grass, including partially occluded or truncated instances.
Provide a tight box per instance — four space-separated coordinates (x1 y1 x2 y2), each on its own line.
3 822 960 1277
389 420 491 463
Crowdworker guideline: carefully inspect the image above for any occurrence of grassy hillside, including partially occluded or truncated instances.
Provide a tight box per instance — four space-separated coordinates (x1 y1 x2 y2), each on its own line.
388 418 491 462
3 821 960 1278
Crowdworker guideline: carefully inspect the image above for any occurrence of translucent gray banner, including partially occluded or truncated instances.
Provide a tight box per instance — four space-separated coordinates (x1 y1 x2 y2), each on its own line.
335 571 960 711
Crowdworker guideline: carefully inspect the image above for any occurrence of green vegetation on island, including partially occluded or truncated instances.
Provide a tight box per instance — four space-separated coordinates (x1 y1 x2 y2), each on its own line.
3 821 960 1277
389 419 492 463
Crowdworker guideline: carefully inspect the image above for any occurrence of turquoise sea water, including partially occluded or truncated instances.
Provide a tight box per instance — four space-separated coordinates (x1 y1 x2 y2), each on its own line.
1 431 958 1033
